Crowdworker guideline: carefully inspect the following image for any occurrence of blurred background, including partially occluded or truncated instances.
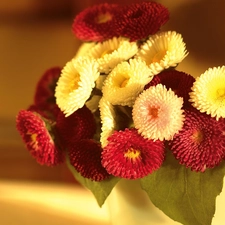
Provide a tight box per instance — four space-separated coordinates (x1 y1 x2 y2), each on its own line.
2 0 225 182
0 0 225 223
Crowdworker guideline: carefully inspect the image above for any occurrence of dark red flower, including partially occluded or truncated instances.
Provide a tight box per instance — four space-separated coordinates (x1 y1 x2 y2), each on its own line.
72 3 120 42
16 110 64 166
34 67 61 119
101 128 165 179
168 109 225 172
56 106 96 148
69 139 110 181
116 1 169 41
145 70 195 108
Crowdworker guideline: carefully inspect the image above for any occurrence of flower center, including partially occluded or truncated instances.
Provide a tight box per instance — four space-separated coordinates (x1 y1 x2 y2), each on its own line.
149 107 159 118
120 78 129 88
217 88 225 99
191 130 204 144
152 50 166 63
124 148 141 160
101 49 114 58
69 76 80 92
96 13 112 24
27 132 38 150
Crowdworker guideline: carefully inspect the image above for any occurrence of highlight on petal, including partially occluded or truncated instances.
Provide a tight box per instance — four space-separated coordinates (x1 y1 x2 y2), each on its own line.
136 31 188 75
145 70 195 108
56 106 96 148
116 1 169 41
16 110 64 166
189 66 225 120
87 37 138 74
133 84 184 141
101 128 165 179
55 57 99 117
169 109 225 172
102 58 153 107
72 3 120 42
69 139 110 181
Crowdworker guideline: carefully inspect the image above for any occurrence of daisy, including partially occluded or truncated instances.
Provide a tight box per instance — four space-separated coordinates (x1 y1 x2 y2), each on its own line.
132 84 184 141
56 106 96 148
102 58 152 107
169 109 225 172
55 56 99 117
145 70 195 108
87 37 138 74
16 110 64 166
116 1 169 41
101 128 165 179
72 3 120 42
136 31 188 75
69 139 110 181
189 66 225 120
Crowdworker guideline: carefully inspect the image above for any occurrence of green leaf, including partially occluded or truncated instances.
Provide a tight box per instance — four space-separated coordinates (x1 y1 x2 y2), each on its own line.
140 150 225 225
66 158 120 207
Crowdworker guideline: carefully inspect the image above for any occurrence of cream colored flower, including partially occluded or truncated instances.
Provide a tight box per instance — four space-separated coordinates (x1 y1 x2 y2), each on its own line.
132 84 184 141
102 58 153 107
99 97 117 147
74 42 96 59
55 56 99 117
136 31 188 75
189 66 225 120
88 37 138 73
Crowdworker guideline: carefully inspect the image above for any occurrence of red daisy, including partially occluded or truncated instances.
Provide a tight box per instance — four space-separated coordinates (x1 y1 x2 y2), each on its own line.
69 139 110 181
101 128 165 179
56 106 96 148
116 1 169 41
145 70 195 108
16 110 64 166
72 3 120 42
168 109 225 172
34 67 61 119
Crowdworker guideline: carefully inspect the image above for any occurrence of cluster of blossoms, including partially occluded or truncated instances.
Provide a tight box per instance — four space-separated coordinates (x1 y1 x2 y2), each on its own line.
16 1 225 182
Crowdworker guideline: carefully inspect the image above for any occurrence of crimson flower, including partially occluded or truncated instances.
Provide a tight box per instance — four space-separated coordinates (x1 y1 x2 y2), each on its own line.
101 128 165 179
169 109 225 172
16 110 64 166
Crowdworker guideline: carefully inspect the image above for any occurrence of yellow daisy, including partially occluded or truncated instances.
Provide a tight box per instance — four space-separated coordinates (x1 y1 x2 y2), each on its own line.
189 66 225 120
136 31 188 75
87 37 138 74
102 58 153 107
55 56 99 117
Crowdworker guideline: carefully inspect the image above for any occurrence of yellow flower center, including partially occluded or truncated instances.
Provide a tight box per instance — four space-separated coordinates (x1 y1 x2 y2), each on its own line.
96 13 112 24
152 50 166 63
101 49 114 58
124 148 141 160
120 78 129 88
191 130 204 144
69 76 80 92
149 107 159 118
217 88 225 99
27 132 38 150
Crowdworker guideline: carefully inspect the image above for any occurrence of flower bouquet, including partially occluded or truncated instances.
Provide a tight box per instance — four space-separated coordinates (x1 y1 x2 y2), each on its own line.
16 1 225 225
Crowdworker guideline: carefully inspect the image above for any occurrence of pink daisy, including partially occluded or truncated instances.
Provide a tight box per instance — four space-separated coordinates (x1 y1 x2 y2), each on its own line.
168 109 225 172
34 67 61 119
101 128 165 179
72 3 120 42
116 1 169 41
56 106 96 148
69 139 110 181
145 70 195 108
16 110 64 166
